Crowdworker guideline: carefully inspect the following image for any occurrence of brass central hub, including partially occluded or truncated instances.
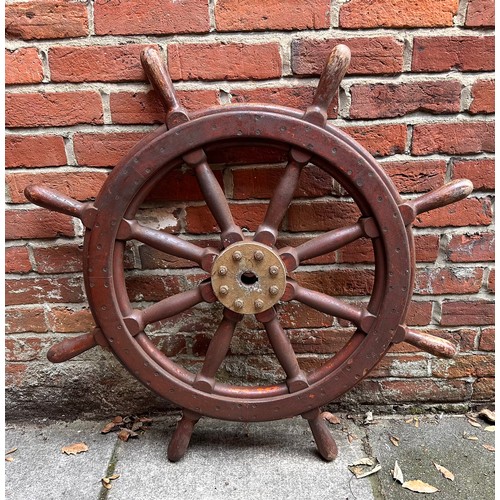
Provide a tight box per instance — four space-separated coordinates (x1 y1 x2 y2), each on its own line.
211 241 287 314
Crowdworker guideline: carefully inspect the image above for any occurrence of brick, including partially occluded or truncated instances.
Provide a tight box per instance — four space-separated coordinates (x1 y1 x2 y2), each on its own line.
6 246 32 273
46 307 95 333
49 44 153 83
229 86 337 118
232 165 334 200
414 235 441 263
469 79 495 114
6 92 103 128
6 209 74 240
5 0 88 40
278 302 333 329
406 301 433 326
146 168 224 203
125 275 183 303
414 197 492 227
381 159 446 193
472 377 494 400
341 124 407 157
110 90 220 125
94 0 209 35
7 171 107 204
5 276 84 306
371 354 429 378
5 306 47 333
487 269 494 293
5 48 43 84
288 328 353 354
465 0 495 27
451 158 494 191
340 0 458 28
412 122 494 155
168 43 282 81
350 80 461 119
5 337 49 362
441 300 494 326
32 244 83 274
148 334 187 357
5 363 28 387
136 207 181 234
414 267 483 295
293 268 375 296
479 327 495 351
446 233 494 262
432 353 494 378
287 200 360 232
6 135 67 168
380 378 470 403
73 132 148 167
336 238 374 264
216 0 330 31
292 37 404 76
185 203 268 234
412 36 494 72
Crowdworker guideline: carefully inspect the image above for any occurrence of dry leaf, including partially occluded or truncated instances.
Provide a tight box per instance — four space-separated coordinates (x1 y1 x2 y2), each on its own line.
348 457 381 479
414 418 419 428
393 461 404 484
101 421 119 434
405 418 413 424
482 444 495 452
321 411 341 425
468 419 482 429
101 473 120 490
5 457 14 462
477 409 495 423
364 411 374 425
402 479 439 493
463 433 479 441
61 442 88 455
347 433 358 443
117 428 138 442
484 426 495 432
434 463 455 481
5 447 17 455
109 474 120 480
113 416 123 424
390 435 400 447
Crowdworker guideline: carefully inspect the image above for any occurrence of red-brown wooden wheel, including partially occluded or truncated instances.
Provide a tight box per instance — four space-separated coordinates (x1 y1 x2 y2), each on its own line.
25 46 472 462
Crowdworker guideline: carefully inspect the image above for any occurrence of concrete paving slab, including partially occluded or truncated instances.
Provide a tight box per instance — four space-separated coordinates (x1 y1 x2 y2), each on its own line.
5 420 117 500
365 415 495 500
106 415 374 500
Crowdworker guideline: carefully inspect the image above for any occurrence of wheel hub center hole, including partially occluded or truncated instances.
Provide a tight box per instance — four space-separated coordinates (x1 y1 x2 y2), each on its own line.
240 271 258 286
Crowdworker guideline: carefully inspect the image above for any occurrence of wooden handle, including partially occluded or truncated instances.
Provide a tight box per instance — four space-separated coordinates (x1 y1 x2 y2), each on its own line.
400 179 473 224
47 331 98 363
404 329 457 359
25 185 86 219
140 47 187 124
311 44 351 115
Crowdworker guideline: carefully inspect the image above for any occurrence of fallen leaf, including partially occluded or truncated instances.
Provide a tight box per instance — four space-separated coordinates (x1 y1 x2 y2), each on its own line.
347 433 358 443
405 417 413 424
467 419 482 429
109 473 120 480
463 433 479 441
484 426 495 432
364 411 374 425
321 411 341 425
477 409 495 423
117 428 138 442
414 417 419 428
101 473 120 490
482 444 495 452
61 442 88 455
5 447 17 455
101 421 119 434
5 457 14 462
348 457 381 478
402 479 439 493
113 416 123 424
434 463 455 481
389 435 400 447
393 461 404 484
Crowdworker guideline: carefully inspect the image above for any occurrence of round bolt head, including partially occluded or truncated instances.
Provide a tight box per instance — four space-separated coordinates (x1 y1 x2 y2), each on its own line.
219 285 229 295
218 266 228 276
254 250 264 261
269 265 279 276
232 251 242 261
254 299 264 309
269 285 279 296
234 298 244 309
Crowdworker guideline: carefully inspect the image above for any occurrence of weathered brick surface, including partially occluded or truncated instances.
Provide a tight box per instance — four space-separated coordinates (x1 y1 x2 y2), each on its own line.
5 0 88 40
4 0 496 416
6 92 103 128
216 0 330 31
349 81 461 119
465 0 495 27
412 36 494 72
5 48 43 84
94 0 210 35
168 43 282 81
340 0 459 28
6 135 67 169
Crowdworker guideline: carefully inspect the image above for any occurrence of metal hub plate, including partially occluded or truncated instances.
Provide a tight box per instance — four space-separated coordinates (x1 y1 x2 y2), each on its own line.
211 241 287 314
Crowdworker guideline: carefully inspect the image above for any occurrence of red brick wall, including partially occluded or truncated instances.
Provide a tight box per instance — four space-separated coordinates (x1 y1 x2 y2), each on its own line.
5 0 494 418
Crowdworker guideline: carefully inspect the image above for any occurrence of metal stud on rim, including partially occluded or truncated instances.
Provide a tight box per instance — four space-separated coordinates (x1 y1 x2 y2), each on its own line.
25 45 472 462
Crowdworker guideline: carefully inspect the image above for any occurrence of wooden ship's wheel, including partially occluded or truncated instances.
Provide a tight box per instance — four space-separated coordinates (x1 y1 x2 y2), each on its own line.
25 45 472 462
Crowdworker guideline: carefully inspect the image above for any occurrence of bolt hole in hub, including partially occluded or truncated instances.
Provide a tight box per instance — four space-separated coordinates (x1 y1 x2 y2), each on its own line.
211 241 287 314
